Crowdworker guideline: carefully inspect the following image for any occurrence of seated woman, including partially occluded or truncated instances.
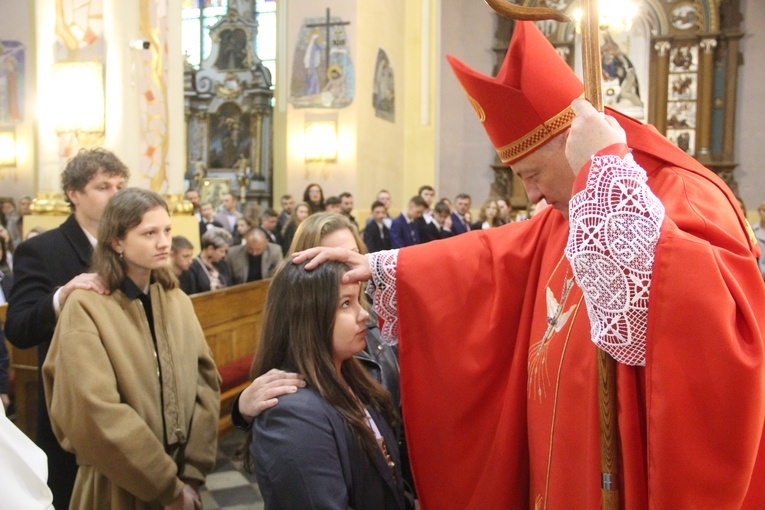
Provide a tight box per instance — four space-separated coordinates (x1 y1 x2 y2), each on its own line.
42 188 220 509
250 260 405 509
180 226 233 293
471 198 503 230
279 201 310 256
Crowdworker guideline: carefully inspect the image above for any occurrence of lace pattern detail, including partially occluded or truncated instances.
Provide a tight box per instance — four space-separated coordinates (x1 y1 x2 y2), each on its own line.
565 153 665 366
367 250 400 344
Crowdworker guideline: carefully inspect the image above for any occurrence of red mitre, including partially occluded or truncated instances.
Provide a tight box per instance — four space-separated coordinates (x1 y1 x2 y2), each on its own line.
447 21 584 164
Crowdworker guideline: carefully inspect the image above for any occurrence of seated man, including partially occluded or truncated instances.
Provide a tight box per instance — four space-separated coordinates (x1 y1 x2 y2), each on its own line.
227 228 282 285
389 196 427 249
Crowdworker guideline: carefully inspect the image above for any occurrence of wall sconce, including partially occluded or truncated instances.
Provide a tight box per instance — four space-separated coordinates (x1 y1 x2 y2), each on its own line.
50 62 105 134
304 116 338 163
573 0 638 33
0 129 16 167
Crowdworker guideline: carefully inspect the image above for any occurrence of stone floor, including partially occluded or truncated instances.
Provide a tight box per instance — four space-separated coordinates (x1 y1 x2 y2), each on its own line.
200 428 264 510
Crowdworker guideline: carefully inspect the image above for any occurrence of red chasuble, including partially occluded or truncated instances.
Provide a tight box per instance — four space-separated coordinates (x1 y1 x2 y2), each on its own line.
393 116 765 509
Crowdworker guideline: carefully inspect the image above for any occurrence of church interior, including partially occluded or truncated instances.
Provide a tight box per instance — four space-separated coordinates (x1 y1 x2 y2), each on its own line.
1 0 765 508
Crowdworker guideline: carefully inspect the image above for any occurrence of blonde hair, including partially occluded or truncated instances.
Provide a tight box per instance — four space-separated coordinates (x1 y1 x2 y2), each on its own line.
288 212 366 256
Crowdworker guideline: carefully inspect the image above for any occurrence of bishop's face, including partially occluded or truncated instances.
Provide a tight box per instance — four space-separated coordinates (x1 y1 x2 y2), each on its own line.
511 136 575 218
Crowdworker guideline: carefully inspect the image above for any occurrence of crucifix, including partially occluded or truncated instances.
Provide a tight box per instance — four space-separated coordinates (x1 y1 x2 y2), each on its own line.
306 8 351 78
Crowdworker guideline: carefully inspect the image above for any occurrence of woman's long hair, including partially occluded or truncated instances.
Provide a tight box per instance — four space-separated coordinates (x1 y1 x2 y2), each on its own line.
280 201 311 238
478 198 502 228
302 183 325 214
288 212 367 256
91 188 177 292
251 260 397 460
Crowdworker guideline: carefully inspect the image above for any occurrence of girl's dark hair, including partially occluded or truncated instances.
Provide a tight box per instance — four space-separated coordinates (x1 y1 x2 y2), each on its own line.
91 188 177 292
248 260 397 463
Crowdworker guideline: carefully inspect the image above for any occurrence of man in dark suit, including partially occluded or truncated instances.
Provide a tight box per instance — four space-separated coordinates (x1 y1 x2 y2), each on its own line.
275 194 295 234
227 228 283 285
5 148 129 509
450 193 472 235
389 196 427 249
259 207 282 245
422 201 454 243
363 201 392 253
198 201 224 240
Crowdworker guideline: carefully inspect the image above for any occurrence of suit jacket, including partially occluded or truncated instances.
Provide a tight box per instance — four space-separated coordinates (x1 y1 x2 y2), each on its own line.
180 257 233 294
450 212 470 235
389 214 421 249
363 221 392 253
252 388 404 510
422 220 453 243
213 210 242 234
226 243 283 285
4 213 89 508
198 218 224 240
260 226 281 245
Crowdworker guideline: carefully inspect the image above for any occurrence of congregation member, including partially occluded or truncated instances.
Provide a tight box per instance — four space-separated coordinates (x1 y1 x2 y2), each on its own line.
235 216 254 245
496 197 511 224
275 194 294 233
293 21 765 508
363 200 392 253
227 227 283 284
169 235 194 279
6 148 129 508
471 198 502 230
339 191 359 228
421 201 453 243
43 188 220 509
259 207 281 244
303 182 325 214
0 235 11 276
185 188 201 221
0 268 12 413
248 259 405 509
324 195 342 213
450 193 472 234
198 200 224 240
180 226 233 294
389 196 427 249
279 201 310 255
373 189 393 229
213 192 243 242
6 195 32 247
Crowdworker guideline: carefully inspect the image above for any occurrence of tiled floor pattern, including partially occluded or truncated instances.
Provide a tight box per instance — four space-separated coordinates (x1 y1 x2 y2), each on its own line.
200 428 265 510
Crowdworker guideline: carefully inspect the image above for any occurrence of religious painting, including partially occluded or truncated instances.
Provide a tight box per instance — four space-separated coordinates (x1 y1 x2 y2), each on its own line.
669 73 697 101
600 30 646 120
667 101 696 129
209 102 251 169
671 3 700 31
373 49 395 122
0 41 24 123
289 11 355 109
200 177 231 210
666 129 695 155
669 45 698 73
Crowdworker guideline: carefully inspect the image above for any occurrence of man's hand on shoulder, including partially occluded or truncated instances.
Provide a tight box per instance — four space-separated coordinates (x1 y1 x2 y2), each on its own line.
566 98 627 174
58 273 110 309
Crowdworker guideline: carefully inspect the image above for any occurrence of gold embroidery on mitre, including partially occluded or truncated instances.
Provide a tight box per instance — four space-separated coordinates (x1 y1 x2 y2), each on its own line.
496 106 575 163
466 93 486 123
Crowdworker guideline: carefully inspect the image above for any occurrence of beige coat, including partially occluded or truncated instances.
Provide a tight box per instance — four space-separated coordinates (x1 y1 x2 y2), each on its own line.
43 282 221 509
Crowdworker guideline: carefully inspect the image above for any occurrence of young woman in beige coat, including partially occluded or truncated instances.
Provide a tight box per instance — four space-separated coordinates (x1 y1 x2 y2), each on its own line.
43 188 220 509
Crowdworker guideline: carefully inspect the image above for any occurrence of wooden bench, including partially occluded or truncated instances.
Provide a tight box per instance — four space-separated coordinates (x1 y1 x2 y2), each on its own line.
2 280 268 438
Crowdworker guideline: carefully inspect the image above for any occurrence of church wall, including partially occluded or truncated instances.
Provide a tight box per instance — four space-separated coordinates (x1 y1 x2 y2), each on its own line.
0 1 36 200
436 0 497 205
355 0 407 211
737 0 765 211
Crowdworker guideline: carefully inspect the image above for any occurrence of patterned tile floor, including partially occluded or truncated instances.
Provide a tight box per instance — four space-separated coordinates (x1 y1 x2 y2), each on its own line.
200 428 265 510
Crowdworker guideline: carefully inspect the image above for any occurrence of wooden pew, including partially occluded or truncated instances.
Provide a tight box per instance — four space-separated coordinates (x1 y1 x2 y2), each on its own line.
2 280 268 438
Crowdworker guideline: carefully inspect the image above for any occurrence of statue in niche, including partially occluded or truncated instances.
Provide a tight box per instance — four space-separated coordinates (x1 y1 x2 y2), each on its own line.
600 32 644 118
215 28 248 70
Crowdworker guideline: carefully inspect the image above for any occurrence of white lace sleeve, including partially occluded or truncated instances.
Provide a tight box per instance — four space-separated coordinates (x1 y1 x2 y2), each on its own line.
565 152 665 366
366 250 400 344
